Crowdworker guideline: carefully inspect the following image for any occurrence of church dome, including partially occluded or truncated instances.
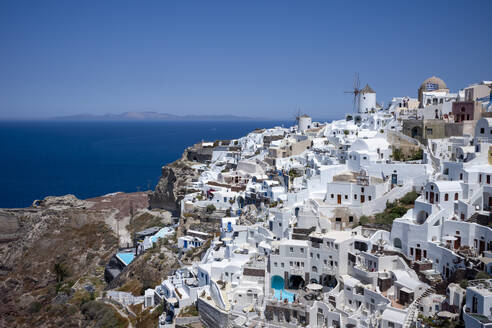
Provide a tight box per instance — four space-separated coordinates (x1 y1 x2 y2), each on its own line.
419 76 447 92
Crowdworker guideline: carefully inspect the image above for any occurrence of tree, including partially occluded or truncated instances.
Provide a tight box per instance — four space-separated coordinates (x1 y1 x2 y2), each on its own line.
54 262 68 283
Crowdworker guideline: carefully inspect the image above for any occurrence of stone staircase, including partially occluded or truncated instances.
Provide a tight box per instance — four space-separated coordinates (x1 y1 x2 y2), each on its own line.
402 287 435 328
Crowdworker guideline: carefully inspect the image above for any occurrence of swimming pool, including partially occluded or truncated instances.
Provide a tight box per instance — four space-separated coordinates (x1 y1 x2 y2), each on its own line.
271 275 296 303
273 288 295 303
150 227 174 243
116 252 135 266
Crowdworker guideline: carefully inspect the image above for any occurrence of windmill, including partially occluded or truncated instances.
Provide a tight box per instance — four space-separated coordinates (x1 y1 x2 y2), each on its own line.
292 106 302 127
344 73 361 112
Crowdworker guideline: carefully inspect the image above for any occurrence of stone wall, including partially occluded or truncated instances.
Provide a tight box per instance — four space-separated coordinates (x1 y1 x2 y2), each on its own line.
197 298 230 328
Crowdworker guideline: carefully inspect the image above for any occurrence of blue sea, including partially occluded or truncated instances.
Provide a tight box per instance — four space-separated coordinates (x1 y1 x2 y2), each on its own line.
0 120 288 208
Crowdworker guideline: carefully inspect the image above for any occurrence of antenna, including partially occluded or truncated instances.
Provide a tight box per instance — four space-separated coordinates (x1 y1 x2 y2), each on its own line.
344 72 361 112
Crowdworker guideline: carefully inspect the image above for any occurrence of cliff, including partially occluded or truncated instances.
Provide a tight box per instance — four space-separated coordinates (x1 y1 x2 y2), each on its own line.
0 192 148 328
148 151 200 215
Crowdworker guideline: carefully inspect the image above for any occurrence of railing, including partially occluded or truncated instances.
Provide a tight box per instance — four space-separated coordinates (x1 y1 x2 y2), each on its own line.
290 268 304 276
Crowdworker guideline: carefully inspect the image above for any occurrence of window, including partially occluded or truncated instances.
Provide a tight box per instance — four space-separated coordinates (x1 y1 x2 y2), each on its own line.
480 174 482 183
488 175 491 184
290 261 293 266
361 187 365 193
310 252 313 258
281 263 284 268
349 216 354 222
274 262 277 267
290 247 294 253
460 173 463 180
345 195 348 200
354 194 357 200
317 253 320 259
300 248 304 253
331 194 334 198
455 193 458 200
368 196 372 201
444 193 448 201
410 248 414 256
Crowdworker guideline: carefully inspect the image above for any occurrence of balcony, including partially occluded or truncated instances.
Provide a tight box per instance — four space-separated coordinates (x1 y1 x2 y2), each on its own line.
290 268 304 276
322 267 336 275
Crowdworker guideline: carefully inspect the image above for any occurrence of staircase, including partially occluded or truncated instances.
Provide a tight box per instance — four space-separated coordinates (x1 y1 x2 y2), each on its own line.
402 287 435 328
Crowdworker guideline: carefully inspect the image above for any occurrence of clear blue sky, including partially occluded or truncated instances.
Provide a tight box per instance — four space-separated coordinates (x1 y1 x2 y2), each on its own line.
1 0 491 120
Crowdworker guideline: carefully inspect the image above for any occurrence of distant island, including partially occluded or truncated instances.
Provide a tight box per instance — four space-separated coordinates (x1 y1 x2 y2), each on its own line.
52 111 266 121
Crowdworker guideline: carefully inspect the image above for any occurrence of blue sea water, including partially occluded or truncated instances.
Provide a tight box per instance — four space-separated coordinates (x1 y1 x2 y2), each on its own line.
0 120 288 208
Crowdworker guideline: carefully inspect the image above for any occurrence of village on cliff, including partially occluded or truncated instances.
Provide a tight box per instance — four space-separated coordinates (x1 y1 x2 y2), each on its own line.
106 77 492 328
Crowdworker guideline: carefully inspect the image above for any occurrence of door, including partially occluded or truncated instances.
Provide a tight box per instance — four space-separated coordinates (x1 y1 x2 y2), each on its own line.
489 197 492 209
454 236 461 249
183 240 188 249
480 240 486 254
360 195 365 203
337 194 341 204
415 248 422 261
430 192 434 204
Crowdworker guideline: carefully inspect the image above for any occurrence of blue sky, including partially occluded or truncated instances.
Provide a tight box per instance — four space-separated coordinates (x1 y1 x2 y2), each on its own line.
1 0 491 120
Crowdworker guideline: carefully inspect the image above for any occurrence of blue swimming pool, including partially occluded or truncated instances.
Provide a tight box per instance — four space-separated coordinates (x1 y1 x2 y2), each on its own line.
150 227 174 243
116 252 135 266
274 288 295 303
271 275 295 303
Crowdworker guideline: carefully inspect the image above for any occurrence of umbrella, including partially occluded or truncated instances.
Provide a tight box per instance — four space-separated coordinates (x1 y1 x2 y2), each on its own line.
306 283 323 291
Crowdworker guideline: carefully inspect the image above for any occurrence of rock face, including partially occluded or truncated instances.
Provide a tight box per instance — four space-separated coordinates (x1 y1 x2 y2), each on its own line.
148 156 198 215
149 165 179 212
0 192 148 328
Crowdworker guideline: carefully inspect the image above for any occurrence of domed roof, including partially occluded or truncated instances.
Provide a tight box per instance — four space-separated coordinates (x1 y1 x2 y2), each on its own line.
420 76 447 91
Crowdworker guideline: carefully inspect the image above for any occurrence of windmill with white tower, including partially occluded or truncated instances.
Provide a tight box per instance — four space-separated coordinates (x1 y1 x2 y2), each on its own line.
345 73 377 113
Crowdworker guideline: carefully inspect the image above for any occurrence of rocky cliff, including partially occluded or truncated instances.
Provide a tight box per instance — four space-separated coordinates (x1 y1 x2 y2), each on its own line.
0 192 148 328
148 153 199 215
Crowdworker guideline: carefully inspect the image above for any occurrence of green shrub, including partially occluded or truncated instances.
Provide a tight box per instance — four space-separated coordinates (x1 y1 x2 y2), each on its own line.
400 191 420 205
459 279 469 289
206 204 216 214
392 148 404 161
359 215 369 225
475 271 492 280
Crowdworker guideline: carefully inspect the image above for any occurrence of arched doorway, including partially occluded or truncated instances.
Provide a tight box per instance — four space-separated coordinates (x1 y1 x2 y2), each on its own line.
288 275 305 290
322 275 337 288
416 210 429 224
411 126 422 139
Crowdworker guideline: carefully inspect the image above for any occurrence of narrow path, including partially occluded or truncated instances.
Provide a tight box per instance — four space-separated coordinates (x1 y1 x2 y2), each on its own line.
99 297 135 328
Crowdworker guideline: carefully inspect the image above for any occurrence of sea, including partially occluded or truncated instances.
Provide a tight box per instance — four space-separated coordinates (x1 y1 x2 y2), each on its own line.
0 120 290 208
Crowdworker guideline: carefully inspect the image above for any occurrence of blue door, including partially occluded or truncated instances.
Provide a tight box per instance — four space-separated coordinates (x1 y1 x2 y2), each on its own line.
184 240 188 249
